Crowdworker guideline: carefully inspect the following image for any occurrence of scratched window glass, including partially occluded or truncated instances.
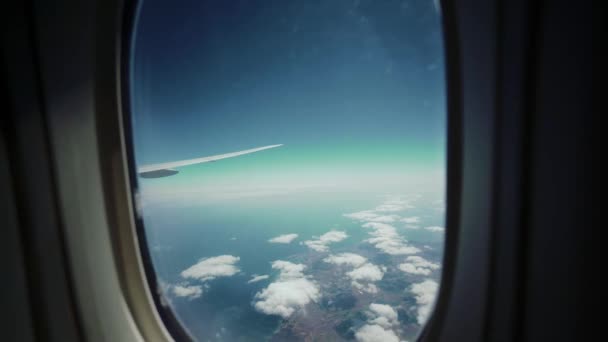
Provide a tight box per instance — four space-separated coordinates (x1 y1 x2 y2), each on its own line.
129 0 446 340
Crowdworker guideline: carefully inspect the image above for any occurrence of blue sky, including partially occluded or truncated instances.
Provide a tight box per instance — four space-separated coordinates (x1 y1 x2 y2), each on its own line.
130 0 445 201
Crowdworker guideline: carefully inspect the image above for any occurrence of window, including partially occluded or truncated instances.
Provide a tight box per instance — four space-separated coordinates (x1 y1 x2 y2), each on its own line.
128 0 445 340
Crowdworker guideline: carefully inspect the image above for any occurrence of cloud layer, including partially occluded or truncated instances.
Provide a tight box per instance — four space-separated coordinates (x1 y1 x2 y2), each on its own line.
268 233 299 244
303 230 348 252
253 260 320 318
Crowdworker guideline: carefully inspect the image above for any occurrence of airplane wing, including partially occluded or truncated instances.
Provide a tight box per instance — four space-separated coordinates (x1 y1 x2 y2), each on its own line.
137 144 283 178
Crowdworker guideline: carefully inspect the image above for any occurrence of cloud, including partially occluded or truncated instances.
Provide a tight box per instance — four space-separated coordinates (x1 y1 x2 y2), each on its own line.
303 230 348 252
344 210 379 221
268 233 299 244
253 260 320 318
344 210 400 223
404 225 421 229
355 325 399 342
324 253 384 294
172 284 203 300
370 215 400 223
323 253 368 267
354 303 400 342
411 279 439 325
347 263 384 283
401 216 420 224
368 303 399 328
363 222 421 255
398 256 440 276
375 198 414 212
181 255 240 282
352 282 379 294
247 274 270 284
425 226 445 232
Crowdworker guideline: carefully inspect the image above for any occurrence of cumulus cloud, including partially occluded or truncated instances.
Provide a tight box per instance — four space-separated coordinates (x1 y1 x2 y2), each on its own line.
323 253 368 267
172 284 203 300
411 279 439 325
401 216 420 224
181 255 240 282
347 263 384 283
363 222 420 255
425 226 445 232
303 230 348 252
247 274 270 284
355 303 400 342
268 233 299 244
253 260 320 318
398 256 440 276
368 303 399 328
324 253 384 293
355 324 399 342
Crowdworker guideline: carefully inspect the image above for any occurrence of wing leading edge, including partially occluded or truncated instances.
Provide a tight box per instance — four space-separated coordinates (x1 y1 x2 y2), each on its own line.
137 144 283 178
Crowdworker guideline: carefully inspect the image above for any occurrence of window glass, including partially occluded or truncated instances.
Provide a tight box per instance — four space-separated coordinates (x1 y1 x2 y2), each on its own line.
129 1 445 340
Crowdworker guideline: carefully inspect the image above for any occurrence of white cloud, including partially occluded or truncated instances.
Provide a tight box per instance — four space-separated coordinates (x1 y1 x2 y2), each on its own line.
181 255 240 282
172 284 203 300
404 225 421 229
253 260 320 318
303 230 348 252
375 204 406 212
411 279 439 325
398 263 431 275
401 216 420 224
368 303 399 328
355 303 400 342
343 210 399 223
347 263 384 283
247 274 269 284
425 226 445 232
363 222 420 255
323 253 368 267
344 210 379 221
371 215 400 223
268 233 299 244
375 198 414 212
398 256 440 276
324 253 384 293
355 325 399 342
352 282 379 294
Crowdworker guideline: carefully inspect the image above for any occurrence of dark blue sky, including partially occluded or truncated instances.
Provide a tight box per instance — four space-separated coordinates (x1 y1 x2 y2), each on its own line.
130 0 445 166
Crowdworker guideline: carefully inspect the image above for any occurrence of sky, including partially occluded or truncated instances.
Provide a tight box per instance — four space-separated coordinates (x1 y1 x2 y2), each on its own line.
129 1 446 340
130 0 445 201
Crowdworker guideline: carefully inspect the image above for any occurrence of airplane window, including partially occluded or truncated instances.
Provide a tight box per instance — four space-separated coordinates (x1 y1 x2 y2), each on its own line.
128 0 445 341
